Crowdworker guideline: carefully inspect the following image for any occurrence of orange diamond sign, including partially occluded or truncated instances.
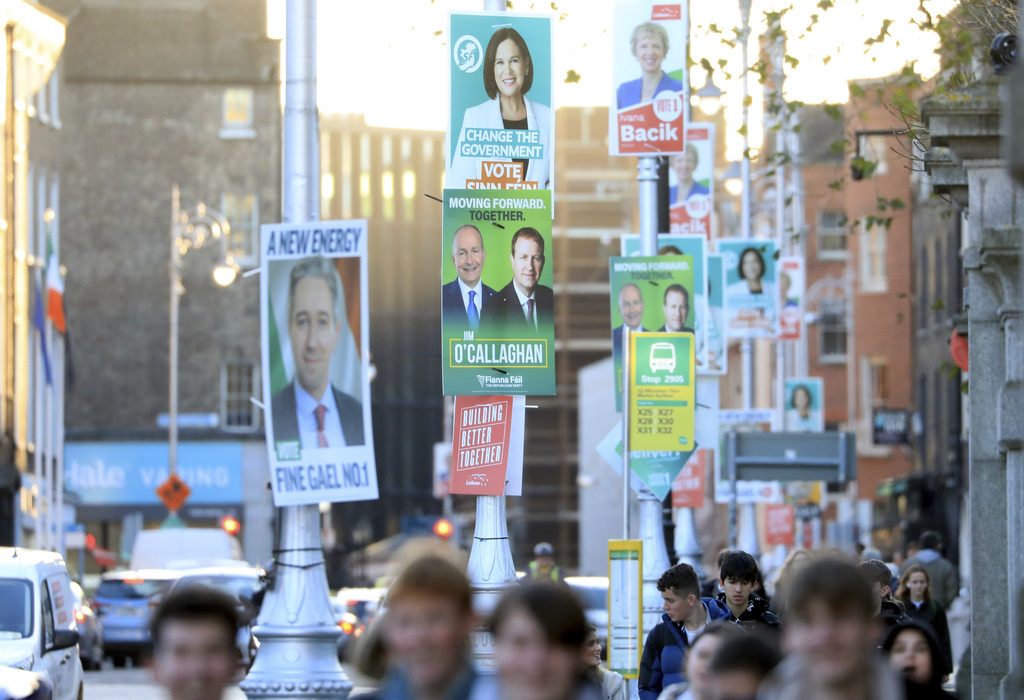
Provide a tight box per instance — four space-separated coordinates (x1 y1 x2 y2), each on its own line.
156 474 191 512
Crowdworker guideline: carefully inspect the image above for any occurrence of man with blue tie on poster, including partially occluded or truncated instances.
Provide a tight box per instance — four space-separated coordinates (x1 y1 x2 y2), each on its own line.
441 224 496 331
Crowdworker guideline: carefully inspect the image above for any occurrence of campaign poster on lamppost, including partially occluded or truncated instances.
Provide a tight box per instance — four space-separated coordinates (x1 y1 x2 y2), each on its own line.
621 234 708 374
450 395 526 496
718 239 779 338
609 1 686 156
610 255 695 411
442 189 555 395
778 256 804 340
705 254 727 375
669 124 716 239
448 12 554 193
784 377 825 432
260 221 378 506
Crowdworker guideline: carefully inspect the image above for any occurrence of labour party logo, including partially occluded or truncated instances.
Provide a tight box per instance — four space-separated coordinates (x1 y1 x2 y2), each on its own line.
454 35 483 73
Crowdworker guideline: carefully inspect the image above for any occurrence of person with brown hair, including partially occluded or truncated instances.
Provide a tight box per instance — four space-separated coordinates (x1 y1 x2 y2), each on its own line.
373 549 478 700
757 557 905 700
895 565 952 674
582 625 626 700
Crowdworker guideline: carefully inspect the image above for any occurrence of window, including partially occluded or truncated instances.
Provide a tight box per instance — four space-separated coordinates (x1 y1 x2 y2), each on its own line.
817 210 847 259
49 61 60 128
40 581 54 649
867 357 888 405
860 217 887 292
221 88 255 138
818 299 847 362
222 363 258 431
858 133 889 176
221 192 258 265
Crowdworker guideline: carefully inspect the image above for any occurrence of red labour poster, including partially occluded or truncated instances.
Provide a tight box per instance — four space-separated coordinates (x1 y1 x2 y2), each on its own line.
671 449 706 509
450 395 520 495
764 504 795 547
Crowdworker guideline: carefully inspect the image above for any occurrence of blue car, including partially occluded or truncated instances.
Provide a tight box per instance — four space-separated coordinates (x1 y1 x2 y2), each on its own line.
91 569 180 667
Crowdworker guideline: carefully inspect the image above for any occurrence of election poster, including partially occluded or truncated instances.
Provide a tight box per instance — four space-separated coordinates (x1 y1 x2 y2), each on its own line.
448 12 554 194
609 1 686 156
778 256 804 340
718 239 780 338
622 234 708 374
784 377 825 433
705 254 727 374
669 124 715 239
260 221 378 506
609 254 696 411
714 409 782 504
450 395 526 496
442 189 555 395
671 450 706 509
764 504 796 547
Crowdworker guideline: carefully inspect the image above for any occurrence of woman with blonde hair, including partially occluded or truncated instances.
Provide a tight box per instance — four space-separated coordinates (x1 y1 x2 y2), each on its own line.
768 548 812 618
896 564 952 674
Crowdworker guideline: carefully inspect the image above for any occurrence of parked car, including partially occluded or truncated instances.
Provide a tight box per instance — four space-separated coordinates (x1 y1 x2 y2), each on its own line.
162 566 265 669
566 576 609 659
0 666 54 700
330 599 359 660
0 547 83 700
69 581 103 671
336 587 386 629
92 568 181 667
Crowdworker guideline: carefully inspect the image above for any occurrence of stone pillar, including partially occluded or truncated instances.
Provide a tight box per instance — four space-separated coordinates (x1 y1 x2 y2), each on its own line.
923 78 1024 698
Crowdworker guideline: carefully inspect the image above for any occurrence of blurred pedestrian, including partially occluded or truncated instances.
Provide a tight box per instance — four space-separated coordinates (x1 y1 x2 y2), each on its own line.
149 585 242 700
766 549 811 619
583 625 627 700
478 582 600 700
639 563 731 700
656 622 745 700
373 550 478 700
716 551 780 633
882 621 955 700
756 557 905 699
899 532 958 610
858 559 910 637
701 549 731 598
895 565 952 674
528 542 564 583
708 633 782 700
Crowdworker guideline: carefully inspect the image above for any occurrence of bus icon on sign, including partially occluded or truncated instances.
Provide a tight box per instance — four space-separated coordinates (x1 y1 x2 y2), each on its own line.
649 342 676 372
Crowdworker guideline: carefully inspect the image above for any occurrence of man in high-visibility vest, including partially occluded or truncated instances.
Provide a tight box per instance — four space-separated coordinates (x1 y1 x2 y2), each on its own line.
527 542 564 582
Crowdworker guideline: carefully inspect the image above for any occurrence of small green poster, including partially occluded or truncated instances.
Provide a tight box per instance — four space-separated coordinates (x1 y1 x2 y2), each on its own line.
629 331 695 452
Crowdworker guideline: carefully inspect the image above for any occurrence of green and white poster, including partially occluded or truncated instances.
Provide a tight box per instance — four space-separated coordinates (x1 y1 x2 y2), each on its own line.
629 331 696 452
610 255 695 411
441 189 554 395
447 11 553 192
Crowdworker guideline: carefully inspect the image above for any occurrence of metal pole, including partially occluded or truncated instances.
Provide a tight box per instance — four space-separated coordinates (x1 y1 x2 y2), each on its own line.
242 2 351 697
622 326 631 539
169 186 180 478
773 32 786 431
466 0 519 673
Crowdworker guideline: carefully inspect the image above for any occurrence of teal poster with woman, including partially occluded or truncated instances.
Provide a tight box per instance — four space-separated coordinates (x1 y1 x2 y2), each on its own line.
718 238 779 338
784 378 825 432
448 12 553 193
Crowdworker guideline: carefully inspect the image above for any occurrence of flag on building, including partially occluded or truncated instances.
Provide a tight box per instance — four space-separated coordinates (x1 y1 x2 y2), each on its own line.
46 235 66 334
33 280 52 385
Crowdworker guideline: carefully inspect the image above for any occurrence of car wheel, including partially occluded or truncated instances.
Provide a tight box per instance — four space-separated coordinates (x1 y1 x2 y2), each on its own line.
111 654 126 668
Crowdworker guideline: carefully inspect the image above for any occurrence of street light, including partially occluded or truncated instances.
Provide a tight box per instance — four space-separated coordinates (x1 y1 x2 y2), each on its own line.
692 73 723 117
168 185 234 496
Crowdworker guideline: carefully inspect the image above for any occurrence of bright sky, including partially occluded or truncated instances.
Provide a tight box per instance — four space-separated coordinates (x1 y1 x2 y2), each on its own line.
268 0 956 161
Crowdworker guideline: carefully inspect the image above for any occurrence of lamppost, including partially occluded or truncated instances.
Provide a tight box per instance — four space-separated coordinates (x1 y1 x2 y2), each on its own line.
168 185 236 513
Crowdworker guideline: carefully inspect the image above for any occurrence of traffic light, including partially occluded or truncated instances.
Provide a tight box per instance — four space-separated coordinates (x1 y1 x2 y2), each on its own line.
432 518 454 538
220 515 241 535
85 533 96 550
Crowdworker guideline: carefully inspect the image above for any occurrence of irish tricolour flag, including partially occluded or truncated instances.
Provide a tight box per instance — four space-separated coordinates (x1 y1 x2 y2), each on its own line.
46 235 66 334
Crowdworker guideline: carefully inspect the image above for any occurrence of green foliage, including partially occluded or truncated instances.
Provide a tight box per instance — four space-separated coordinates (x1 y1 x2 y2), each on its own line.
564 69 581 84
824 104 843 121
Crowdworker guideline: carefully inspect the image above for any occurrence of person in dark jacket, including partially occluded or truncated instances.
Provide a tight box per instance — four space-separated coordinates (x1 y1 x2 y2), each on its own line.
638 563 731 700
859 558 911 639
883 620 956 699
716 551 781 633
895 564 952 674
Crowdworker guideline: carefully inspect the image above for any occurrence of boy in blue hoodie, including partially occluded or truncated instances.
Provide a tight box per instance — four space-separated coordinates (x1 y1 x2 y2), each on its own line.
638 563 730 700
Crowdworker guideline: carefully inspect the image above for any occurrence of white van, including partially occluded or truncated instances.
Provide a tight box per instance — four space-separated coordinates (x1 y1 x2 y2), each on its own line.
0 548 83 700
130 528 243 570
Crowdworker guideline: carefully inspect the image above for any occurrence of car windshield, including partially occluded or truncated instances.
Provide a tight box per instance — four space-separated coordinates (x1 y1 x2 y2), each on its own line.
0 579 33 639
570 585 607 610
177 575 261 600
96 577 174 600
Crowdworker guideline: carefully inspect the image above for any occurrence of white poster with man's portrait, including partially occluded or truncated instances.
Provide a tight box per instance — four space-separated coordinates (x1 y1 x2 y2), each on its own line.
260 221 378 506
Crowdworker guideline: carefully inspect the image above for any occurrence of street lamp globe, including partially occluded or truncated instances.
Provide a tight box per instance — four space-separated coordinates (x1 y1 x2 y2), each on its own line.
213 262 238 287
692 73 723 116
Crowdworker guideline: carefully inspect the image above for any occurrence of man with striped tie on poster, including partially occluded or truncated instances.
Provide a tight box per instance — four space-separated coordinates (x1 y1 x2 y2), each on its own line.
270 255 364 449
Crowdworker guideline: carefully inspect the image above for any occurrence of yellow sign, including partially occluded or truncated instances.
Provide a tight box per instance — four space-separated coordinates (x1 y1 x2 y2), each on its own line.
629 332 696 452
608 540 643 678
